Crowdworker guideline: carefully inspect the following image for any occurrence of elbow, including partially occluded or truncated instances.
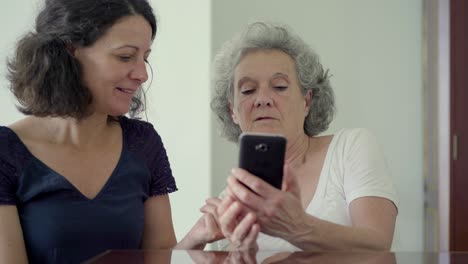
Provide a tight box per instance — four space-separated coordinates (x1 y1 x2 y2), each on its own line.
369 232 393 251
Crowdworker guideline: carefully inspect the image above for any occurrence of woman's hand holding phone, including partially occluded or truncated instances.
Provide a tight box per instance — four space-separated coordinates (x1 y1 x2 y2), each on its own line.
226 164 308 243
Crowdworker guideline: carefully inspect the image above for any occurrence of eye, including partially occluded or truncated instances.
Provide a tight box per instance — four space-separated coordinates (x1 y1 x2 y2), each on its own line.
118 55 133 62
274 86 288 91
239 83 256 95
241 89 255 95
240 88 255 95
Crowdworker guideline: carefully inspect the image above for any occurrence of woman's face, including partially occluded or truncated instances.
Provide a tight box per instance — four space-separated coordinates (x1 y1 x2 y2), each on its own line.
231 49 311 138
74 15 152 117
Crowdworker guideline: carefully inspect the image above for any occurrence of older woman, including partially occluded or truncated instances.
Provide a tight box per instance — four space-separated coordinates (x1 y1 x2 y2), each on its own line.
200 21 399 251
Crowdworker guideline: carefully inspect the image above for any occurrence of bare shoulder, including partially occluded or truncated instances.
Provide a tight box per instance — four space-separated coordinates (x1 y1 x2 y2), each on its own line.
312 134 334 151
8 117 47 143
305 134 334 161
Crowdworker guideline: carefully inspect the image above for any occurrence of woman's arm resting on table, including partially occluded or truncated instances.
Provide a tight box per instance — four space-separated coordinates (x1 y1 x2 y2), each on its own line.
141 195 177 249
288 196 397 251
0 205 28 264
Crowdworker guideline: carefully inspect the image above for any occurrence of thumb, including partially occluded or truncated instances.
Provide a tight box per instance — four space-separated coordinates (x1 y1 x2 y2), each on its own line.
281 163 301 198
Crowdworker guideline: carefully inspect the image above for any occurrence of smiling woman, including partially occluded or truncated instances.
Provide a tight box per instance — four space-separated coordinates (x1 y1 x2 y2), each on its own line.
73 15 152 117
0 1 181 263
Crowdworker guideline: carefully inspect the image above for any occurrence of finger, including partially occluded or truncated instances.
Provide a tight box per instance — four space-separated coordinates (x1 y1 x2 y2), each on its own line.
227 174 265 212
217 194 235 216
242 223 260 248
205 197 222 206
281 163 301 198
226 186 256 221
226 187 235 199
231 168 278 198
200 203 217 216
200 213 224 244
230 212 257 247
204 214 221 237
218 201 244 238
241 237 259 264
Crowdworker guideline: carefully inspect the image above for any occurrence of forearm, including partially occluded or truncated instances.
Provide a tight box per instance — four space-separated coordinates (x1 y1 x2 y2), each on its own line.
0 244 28 264
0 206 28 264
286 215 392 251
174 233 206 250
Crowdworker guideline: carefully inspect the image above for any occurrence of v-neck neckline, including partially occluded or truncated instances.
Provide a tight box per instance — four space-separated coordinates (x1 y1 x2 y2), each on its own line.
3 120 125 201
305 130 342 213
30 147 124 201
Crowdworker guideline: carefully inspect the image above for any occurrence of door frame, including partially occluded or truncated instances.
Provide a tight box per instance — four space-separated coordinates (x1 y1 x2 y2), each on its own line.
423 0 450 252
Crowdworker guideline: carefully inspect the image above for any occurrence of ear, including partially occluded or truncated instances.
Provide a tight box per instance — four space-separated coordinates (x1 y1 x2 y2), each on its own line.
304 89 313 116
228 98 239 125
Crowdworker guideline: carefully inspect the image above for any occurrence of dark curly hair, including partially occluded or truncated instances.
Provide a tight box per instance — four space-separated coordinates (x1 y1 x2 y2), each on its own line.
7 0 157 119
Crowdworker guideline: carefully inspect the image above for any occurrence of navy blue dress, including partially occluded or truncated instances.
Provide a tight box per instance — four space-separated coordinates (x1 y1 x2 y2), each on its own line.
0 117 177 263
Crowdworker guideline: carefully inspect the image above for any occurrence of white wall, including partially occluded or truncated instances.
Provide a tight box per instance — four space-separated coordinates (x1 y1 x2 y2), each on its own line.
0 1 41 124
0 1 212 242
211 0 423 251
148 0 211 241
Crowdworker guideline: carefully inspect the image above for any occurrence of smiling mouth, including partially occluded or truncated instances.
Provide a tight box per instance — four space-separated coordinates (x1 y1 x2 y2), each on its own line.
116 87 134 94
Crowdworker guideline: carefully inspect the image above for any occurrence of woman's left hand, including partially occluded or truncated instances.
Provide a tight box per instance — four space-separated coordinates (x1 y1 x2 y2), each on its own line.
226 164 310 241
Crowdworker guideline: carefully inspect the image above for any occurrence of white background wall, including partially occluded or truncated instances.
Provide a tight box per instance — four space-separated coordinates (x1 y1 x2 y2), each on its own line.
211 0 423 251
1 0 423 251
147 0 211 241
0 1 40 125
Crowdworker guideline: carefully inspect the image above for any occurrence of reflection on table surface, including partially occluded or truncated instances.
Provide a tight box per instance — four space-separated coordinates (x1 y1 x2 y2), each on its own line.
85 250 468 264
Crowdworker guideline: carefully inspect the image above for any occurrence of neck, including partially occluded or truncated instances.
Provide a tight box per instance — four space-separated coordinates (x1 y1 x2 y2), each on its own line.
285 132 310 167
43 113 115 148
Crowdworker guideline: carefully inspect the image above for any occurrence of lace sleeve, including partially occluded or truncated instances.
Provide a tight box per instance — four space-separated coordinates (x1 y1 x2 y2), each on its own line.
0 127 19 205
122 118 178 196
0 158 17 204
145 126 178 196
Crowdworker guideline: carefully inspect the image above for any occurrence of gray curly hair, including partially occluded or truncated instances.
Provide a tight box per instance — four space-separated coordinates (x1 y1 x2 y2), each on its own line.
211 21 335 142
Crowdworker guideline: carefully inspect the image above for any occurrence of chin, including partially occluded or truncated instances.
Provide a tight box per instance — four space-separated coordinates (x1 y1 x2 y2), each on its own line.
108 106 131 117
251 127 281 135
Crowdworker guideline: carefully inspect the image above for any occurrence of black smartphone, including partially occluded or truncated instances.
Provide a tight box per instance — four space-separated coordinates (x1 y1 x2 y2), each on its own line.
238 133 287 189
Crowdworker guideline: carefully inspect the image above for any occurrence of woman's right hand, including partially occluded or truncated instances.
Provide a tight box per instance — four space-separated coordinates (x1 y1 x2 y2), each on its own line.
176 198 224 250
195 198 225 244
178 195 260 251
212 195 260 251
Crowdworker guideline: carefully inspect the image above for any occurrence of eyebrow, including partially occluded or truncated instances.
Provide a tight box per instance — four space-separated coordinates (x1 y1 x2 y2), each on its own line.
271 72 290 80
114 45 152 54
237 72 290 87
237 76 257 89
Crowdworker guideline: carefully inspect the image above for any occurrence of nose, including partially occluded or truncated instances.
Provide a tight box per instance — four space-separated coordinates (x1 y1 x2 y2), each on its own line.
254 88 273 107
130 59 149 83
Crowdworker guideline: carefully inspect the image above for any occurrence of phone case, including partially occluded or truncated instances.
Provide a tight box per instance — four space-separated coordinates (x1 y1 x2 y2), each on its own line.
238 133 286 189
